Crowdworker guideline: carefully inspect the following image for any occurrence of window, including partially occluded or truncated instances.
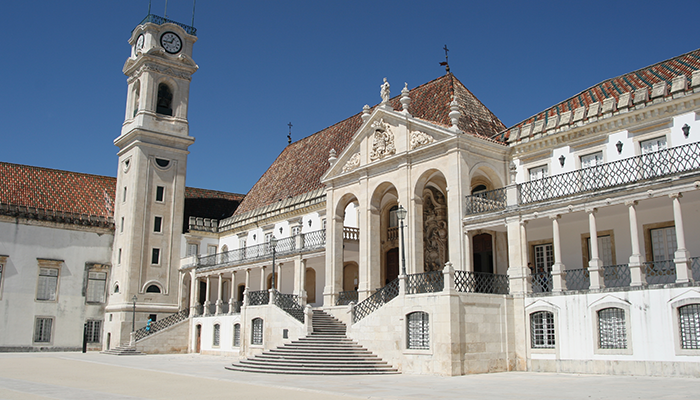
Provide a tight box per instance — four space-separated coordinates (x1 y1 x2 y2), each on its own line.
154 216 162 233
120 217 124 233
86 271 107 303
251 318 263 345
389 205 399 228
651 227 676 261
37 268 59 301
533 243 554 292
530 311 555 349
118 249 122 265
207 245 217 255
34 317 53 343
641 136 669 178
123 187 127 202
151 248 160 265
156 83 173 116
155 186 165 202
239 238 246 249
146 284 161 293
406 312 430 350
186 243 198 257
155 158 170 168
679 304 700 350
213 324 220 347
233 323 241 347
85 320 102 343
586 235 614 266
580 152 604 190
598 308 626 349
292 226 301 236
528 165 549 201
529 165 548 181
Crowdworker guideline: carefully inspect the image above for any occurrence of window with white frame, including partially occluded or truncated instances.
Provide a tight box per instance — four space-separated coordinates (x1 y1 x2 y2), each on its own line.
34 317 53 343
598 307 626 349
580 151 603 168
85 320 102 343
233 323 241 347
406 312 429 350
679 304 700 350
251 318 263 345
534 244 554 274
586 235 614 266
580 151 605 190
292 226 301 236
213 324 220 347
86 271 107 303
528 165 549 201
651 227 676 262
186 243 199 257
37 268 59 301
641 136 669 178
207 245 217 255
530 311 555 349
239 238 247 249
529 165 548 181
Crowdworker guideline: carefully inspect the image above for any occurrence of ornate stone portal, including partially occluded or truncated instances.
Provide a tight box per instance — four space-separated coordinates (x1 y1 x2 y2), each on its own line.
423 187 448 271
369 119 396 161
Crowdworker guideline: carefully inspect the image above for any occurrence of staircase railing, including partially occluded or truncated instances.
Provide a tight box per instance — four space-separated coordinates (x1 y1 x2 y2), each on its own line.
406 271 444 294
455 270 510 294
133 308 189 342
274 292 305 323
247 290 269 306
353 278 400 323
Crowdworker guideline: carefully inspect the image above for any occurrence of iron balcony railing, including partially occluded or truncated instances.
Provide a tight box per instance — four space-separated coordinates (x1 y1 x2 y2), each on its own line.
133 309 189 341
135 14 197 35
336 290 359 306
196 230 325 270
602 264 631 288
531 271 553 293
564 268 590 291
644 260 676 285
465 187 507 215
230 301 242 314
247 290 269 306
454 270 510 294
691 257 700 281
274 292 304 322
353 278 400 323
520 142 700 205
406 271 444 294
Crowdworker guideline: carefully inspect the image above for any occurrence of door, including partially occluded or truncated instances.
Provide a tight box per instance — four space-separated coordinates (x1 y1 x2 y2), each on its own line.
385 248 399 285
195 325 201 353
472 233 493 274
305 268 316 304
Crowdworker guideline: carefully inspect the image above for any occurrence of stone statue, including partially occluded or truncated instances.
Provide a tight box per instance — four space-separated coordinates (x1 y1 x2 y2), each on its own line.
380 78 390 104
423 187 448 272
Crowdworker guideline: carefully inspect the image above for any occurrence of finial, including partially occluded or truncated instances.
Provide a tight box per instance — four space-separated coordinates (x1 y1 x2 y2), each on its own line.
287 122 293 145
449 95 460 132
400 83 411 116
440 45 450 73
328 149 338 166
380 78 390 104
361 104 371 123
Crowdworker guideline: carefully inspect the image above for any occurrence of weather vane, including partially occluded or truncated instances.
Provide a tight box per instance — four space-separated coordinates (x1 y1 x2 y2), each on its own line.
440 45 450 73
287 122 293 145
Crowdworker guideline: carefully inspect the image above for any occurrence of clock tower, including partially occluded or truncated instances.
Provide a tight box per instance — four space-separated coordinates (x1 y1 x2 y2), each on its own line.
105 15 198 348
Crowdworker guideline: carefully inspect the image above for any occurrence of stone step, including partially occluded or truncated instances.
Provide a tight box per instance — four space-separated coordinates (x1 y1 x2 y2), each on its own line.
254 354 380 361
226 365 399 375
238 358 389 367
101 346 144 356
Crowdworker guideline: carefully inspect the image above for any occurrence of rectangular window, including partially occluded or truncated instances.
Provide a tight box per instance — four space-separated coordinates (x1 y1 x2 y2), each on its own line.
528 165 549 201
651 227 676 261
292 226 301 236
34 317 53 343
154 216 162 233
186 243 199 256
233 324 241 347
586 235 613 266
86 271 107 303
598 308 626 349
155 186 165 202
406 312 430 350
533 244 554 292
239 239 246 248
252 318 263 345
679 304 700 350
123 187 127 202
641 136 669 178
118 249 122 265
580 152 605 191
207 245 217 255
151 248 160 265
120 217 124 233
213 324 220 347
531 311 555 349
529 165 548 181
85 320 102 343
37 268 59 301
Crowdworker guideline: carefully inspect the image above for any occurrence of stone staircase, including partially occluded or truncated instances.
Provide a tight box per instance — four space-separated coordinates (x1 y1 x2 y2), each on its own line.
101 345 144 356
226 310 398 375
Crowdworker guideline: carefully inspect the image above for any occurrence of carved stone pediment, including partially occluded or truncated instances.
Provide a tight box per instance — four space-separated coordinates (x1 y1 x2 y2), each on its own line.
410 130 435 150
342 152 361 173
369 119 395 161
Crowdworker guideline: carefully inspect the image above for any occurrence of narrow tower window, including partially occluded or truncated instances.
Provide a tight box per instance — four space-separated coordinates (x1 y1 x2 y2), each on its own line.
156 83 173 116
154 216 162 233
155 186 165 202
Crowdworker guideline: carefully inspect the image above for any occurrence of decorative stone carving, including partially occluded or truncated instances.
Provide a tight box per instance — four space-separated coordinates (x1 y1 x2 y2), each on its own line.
380 78 390 104
410 131 435 150
342 152 360 173
369 119 395 161
423 187 448 272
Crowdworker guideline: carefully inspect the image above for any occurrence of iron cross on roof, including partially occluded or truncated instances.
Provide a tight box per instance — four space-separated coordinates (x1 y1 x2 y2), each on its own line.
287 122 293 144
440 45 450 73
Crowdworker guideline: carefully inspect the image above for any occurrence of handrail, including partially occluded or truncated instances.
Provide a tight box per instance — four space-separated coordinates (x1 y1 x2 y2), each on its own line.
353 278 400 323
133 309 189 341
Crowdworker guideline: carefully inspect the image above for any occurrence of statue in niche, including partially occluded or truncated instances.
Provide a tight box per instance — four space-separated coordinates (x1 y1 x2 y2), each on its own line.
369 119 395 161
380 78 390 104
423 186 448 272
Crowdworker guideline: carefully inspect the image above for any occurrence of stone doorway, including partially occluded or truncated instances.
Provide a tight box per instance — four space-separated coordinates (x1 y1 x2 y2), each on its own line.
385 248 399 285
473 233 494 274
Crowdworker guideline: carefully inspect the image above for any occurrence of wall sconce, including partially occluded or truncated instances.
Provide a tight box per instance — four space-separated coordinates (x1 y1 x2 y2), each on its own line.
682 124 691 138
279 227 283 234
616 141 623 154
559 155 566 167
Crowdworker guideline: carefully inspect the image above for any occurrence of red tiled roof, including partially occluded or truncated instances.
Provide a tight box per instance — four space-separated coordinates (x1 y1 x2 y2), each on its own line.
496 48 700 142
184 186 245 202
235 74 505 214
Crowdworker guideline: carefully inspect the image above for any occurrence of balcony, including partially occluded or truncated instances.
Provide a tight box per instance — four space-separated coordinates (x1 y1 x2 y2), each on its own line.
465 142 700 216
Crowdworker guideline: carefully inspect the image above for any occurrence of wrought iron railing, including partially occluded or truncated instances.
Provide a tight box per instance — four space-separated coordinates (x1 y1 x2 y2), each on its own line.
230 301 242 314
206 303 217 315
274 292 305 323
136 14 197 36
197 230 325 270
454 270 510 294
565 268 590 291
343 227 359 241
691 257 700 282
644 260 676 285
336 290 359 306
247 290 269 306
602 264 631 288
531 271 552 293
406 271 444 294
465 187 507 215
519 142 700 204
353 278 400 323
193 304 203 316
219 303 229 314
134 309 189 341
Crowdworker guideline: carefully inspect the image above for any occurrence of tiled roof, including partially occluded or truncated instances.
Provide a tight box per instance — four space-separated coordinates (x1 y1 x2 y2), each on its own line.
235 74 505 214
496 48 700 142
0 161 243 227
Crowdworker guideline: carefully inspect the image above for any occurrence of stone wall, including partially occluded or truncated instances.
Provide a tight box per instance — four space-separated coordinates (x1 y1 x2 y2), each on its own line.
135 318 189 354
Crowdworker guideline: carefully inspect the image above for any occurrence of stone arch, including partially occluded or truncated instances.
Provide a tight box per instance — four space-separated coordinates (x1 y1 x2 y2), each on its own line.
370 182 400 285
469 162 504 193
142 280 163 293
155 78 176 116
131 79 141 118
343 262 359 292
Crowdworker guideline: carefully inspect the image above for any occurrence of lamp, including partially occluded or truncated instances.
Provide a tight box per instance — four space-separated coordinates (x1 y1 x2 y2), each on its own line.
616 141 623 154
131 295 138 333
559 155 566 167
270 236 278 290
682 124 691 138
396 205 408 276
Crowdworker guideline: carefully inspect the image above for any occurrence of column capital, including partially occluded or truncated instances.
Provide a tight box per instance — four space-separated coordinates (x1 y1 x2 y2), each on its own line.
549 214 561 221
585 207 597 214
519 219 528 227
669 192 683 200
624 200 638 207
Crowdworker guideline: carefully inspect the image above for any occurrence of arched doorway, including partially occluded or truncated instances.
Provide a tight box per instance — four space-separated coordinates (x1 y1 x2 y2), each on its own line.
305 268 316 304
473 233 493 274
266 272 278 290
343 263 359 291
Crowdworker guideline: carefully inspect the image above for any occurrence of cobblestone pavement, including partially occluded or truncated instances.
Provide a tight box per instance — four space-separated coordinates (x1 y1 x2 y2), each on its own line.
0 352 699 399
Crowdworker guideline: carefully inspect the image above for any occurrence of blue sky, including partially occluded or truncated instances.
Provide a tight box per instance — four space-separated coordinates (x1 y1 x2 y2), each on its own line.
1 0 697 195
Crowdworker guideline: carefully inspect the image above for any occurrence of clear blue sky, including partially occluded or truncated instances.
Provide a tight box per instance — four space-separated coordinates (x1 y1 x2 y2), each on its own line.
1 0 697 195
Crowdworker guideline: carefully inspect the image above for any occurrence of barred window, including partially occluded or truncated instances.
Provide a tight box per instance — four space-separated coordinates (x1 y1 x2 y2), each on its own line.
406 312 429 350
213 324 220 347
251 318 263 345
34 317 53 343
233 323 241 347
530 311 555 348
679 304 700 349
598 308 626 349
86 271 107 303
86 320 101 343
37 268 59 301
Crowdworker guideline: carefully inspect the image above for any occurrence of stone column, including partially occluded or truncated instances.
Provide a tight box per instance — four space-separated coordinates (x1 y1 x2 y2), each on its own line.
520 220 532 292
550 215 566 292
203 275 211 315
299 258 308 305
463 230 473 272
215 273 223 315
243 268 251 306
587 208 604 290
277 263 282 291
260 266 267 290
323 213 344 306
228 271 236 314
506 218 529 295
670 193 693 283
189 269 198 314
626 200 646 286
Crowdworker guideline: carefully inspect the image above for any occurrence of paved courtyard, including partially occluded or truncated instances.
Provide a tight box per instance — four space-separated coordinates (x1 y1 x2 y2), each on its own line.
0 352 698 399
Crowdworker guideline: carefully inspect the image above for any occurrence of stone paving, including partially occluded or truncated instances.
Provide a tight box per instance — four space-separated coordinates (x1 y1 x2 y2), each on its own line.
0 352 699 399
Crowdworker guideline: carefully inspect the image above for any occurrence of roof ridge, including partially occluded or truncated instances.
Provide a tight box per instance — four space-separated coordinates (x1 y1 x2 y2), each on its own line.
0 161 117 182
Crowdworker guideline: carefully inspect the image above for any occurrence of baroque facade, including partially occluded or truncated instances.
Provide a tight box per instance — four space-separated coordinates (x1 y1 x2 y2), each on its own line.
1 13 700 377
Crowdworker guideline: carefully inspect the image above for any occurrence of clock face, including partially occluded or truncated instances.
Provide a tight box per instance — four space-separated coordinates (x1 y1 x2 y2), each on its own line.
135 34 144 51
160 32 182 54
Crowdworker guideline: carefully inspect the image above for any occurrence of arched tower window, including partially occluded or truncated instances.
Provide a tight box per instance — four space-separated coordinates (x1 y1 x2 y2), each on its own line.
132 81 140 117
156 83 173 116
146 284 161 293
